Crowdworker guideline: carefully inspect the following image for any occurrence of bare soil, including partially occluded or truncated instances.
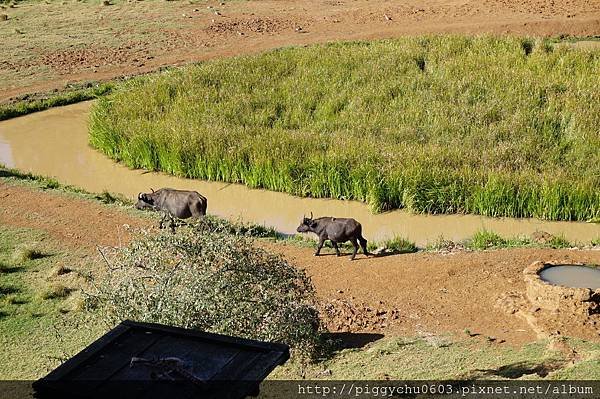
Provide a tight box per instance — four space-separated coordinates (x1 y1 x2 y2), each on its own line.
1 0 599 102
2 181 598 346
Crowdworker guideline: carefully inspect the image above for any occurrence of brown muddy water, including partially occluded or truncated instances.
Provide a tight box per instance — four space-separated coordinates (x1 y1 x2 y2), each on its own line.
539 265 600 289
0 102 599 245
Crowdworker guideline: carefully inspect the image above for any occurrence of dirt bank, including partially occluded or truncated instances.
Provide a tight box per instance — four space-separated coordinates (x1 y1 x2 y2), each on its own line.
1 0 599 102
2 181 599 346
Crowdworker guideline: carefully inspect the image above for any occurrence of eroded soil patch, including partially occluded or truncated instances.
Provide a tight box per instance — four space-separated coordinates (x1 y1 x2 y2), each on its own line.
1 0 599 101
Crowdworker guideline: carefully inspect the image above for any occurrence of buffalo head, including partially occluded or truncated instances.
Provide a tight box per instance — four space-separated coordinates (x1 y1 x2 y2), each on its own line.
135 191 155 210
296 212 316 233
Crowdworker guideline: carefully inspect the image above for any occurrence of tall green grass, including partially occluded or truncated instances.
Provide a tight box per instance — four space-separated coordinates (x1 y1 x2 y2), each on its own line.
89 36 600 221
0 82 113 121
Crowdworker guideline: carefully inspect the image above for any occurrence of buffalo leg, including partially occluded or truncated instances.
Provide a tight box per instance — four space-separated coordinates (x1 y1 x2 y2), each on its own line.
169 216 176 233
159 213 168 229
359 236 370 256
314 237 325 256
331 241 341 256
350 238 359 260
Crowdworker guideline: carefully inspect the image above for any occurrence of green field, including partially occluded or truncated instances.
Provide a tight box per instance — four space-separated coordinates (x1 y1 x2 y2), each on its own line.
89 36 600 220
0 226 102 379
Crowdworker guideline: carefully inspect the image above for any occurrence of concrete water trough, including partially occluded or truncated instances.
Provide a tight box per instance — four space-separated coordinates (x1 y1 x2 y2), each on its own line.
524 261 600 316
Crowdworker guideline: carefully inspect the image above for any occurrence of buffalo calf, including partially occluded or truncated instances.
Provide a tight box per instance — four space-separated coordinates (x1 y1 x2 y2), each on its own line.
296 212 369 260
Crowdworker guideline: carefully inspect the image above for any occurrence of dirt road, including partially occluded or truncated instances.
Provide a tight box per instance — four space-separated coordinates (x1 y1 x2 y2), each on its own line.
1 0 599 102
2 181 599 346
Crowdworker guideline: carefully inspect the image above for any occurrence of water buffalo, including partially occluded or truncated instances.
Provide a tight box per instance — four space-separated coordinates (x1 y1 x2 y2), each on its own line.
135 188 207 232
296 212 370 260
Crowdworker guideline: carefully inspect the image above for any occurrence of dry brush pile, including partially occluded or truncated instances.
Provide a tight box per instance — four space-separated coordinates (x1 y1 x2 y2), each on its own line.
86 221 321 358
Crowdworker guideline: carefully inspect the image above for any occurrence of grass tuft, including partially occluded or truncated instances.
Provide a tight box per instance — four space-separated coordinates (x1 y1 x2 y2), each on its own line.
547 235 571 249
52 265 71 276
0 261 11 273
5 295 28 305
378 235 418 254
468 230 507 250
40 284 71 300
12 246 45 263
94 190 130 205
464 229 577 250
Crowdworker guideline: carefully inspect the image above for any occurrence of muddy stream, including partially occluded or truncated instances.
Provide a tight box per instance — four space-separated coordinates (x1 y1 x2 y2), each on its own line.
0 102 598 245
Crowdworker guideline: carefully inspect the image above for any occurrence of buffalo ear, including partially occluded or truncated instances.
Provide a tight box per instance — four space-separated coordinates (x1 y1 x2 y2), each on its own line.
137 193 142 200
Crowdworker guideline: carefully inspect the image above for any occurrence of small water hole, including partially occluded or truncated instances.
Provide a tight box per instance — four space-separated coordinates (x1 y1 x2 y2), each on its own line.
539 265 600 289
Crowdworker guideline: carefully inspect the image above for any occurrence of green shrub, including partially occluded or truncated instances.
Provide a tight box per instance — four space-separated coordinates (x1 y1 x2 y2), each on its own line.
87 223 320 358
380 236 418 253
468 230 507 250
90 36 600 221
547 235 571 249
466 230 574 250
503 236 534 248
42 179 60 190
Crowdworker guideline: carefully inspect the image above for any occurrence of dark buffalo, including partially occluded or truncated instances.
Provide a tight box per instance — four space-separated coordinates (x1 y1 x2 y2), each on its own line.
296 212 370 260
135 188 207 232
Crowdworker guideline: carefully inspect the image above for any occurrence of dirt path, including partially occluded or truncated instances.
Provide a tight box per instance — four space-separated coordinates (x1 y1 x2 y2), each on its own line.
263 242 600 345
2 181 599 346
0 182 147 250
1 0 599 102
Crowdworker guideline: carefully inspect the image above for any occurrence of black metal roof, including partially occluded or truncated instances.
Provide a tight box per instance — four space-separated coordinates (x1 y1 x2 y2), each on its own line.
33 320 290 399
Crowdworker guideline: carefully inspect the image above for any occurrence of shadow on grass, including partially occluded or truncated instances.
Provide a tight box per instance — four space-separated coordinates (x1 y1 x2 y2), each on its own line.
0 264 25 274
13 250 53 263
0 285 20 297
469 360 565 379
368 249 418 258
322 332 385 350
8 297 29 305
0 168 35 180
317 332 385 361
0 167 65 191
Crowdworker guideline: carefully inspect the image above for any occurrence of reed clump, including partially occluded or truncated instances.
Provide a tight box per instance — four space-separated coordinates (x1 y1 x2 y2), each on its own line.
89 36 600 221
